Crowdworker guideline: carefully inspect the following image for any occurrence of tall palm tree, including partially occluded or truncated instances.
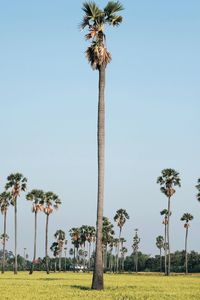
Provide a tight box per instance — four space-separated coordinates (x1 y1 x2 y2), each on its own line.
114 208 129 272
0 191 12 273
160 208 170 275
26 189 44 274
81 1 123 290
54 229 66 272
180 213 194 274
156 235 164 273
157 168 181 275
43 192 61 274
5 173 27 274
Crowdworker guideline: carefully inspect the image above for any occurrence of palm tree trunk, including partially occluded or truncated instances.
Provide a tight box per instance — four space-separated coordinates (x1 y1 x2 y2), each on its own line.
185 226 188 274
45 214 50 274
164 222 167 275
167 197 171 276
116 228 122 273
160 248 162 273
14 197 17 274
30 212 37 274
88 242 91 270
92 65 105 290
2 211 7 274
73 245 75 272
59 248 62 272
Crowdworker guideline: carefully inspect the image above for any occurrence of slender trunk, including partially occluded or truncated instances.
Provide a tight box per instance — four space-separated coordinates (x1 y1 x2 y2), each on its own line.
160 248 162 273
116 228 122 273
73 245 75 272
167 197 171 276
30 212 37 274
135 251 138 273
45 214 50 274
185 226 188 274
54 260 56 272
59 248 62 272
164 222 167 275
104 244 107 272
2 211 7 274
14 197 17 274
92 65 105 290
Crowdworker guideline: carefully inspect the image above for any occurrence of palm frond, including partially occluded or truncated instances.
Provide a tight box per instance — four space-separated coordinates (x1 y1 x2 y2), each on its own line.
104 1 124 15
82 2 103 19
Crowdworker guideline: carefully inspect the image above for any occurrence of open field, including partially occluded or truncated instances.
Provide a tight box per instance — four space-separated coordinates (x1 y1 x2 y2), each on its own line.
0 272 200 300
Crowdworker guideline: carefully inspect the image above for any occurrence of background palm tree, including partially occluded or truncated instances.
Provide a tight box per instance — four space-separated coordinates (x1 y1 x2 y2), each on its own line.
102 217 115 272
26 189 44 274
5 173 27 274
156 235 164 273
160 208 170 275
69 227 81 271
180 213 194 274
0 191 12 273
132 229 140 273
80 1 123 290
157 168 181 275
86 226 96 270
50 242 59 272
43 192 61 274
114 208 129 272
54 229 66 272
120 246 127 272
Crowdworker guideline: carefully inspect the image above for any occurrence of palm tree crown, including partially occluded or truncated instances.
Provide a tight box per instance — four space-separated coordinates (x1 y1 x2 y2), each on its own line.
114 208 129 232
157 169 181 198
5 173 27 199
26 189 44 213
81 1 123 70
0 192 12 214
181 213 194 227
196 178 200 202
43 192 61 215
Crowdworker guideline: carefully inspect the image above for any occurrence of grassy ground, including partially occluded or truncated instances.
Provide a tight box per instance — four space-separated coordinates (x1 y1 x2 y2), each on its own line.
0 272 200 300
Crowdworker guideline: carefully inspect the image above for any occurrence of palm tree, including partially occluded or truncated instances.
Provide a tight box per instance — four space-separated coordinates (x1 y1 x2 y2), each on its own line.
54 229 66 272
50 242 59 272
102 217 115 272
69 227 81 271
156 235 164 273
132 229 140 273
157 168 181 275
0 191 12 273
5 173 27 274
114 208 129 272
120 246 127 272
81 1 123 290
26 189 44 274
86 226 96 269
180 213 194 274
160 208 170 275
43 192 61 274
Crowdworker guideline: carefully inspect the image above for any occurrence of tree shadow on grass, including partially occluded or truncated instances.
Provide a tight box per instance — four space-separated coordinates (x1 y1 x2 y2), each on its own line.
71 285 91 291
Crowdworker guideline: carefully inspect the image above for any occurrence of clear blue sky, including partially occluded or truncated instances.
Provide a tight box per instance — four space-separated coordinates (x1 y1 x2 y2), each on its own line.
0 0 200 258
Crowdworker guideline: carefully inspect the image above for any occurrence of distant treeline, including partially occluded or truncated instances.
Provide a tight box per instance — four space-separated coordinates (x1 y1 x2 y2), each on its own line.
1 250 200 273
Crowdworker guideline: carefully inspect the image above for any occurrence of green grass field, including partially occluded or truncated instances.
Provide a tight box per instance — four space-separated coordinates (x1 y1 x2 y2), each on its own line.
0 272 200 300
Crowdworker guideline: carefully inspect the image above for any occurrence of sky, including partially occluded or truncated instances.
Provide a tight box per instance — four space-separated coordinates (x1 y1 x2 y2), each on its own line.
0 0 200 259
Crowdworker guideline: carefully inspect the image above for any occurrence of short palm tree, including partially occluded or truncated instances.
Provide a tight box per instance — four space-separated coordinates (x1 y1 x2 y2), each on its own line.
54 229 66 272
43 192 61 274
86 226 96 269
102 217 115 272
157 169 181 275
0 191 12 273
180 213 194 274
69 227 81 270
26 189 44 274
132 229 140 273
5 173 27 274
114 208 129 272
160 208 170 275
156 235 164 273
80 1 123 290
120 246 127 272
50 242 59 272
